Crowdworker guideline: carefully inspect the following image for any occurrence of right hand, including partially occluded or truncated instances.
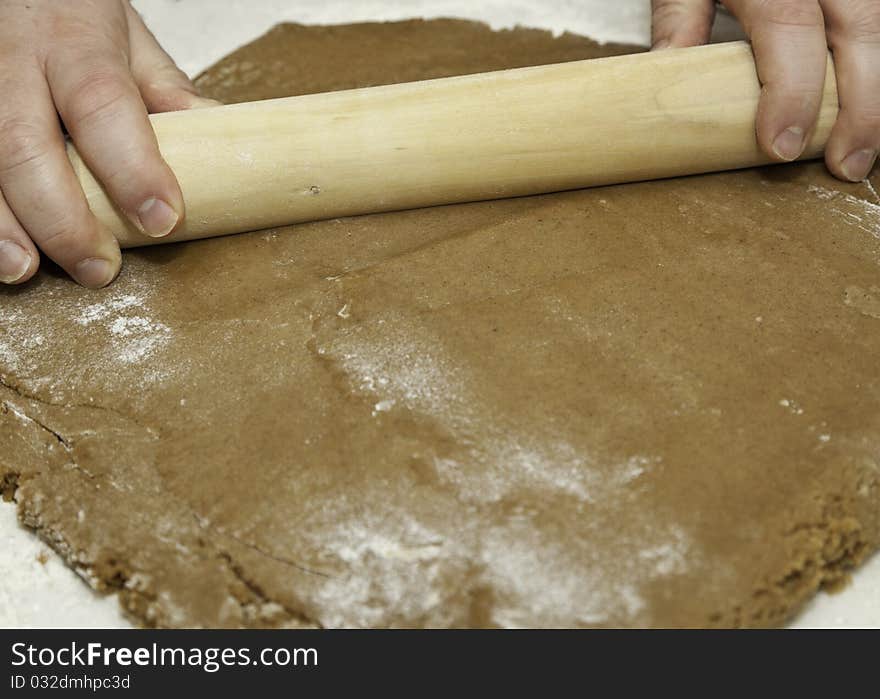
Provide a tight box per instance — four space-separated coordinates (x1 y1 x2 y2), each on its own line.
0 0 218 289
651 1 880 185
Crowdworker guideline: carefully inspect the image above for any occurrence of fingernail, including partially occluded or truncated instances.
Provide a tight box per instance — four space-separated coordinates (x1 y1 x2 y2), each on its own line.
772 126 806 162
652 39 671 51
0 241 32 283
137 198 179 238
840 149 878 182
75 258 118 289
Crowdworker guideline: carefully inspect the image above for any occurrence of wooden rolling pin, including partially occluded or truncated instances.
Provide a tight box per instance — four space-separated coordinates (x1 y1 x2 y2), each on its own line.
68 41 839 248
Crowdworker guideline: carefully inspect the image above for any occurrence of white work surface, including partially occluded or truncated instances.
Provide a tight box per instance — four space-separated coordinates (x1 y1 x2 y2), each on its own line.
1 0 878 629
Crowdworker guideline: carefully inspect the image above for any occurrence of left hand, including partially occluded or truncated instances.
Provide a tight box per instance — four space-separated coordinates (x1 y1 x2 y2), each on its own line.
651 0 880 182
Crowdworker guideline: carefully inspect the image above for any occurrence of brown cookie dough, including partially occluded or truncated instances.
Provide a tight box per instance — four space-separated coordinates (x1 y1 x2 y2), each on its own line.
1 19 879 628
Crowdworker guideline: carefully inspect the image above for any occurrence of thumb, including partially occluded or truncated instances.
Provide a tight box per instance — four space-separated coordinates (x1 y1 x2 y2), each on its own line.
125 3 222 112
651 0 717 49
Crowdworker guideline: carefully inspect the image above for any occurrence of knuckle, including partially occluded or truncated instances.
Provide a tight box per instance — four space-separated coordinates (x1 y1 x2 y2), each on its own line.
0 119 50 176
851 108 880 131
756 0 824 29
652 3 678 24
762 81 822 109
779 84 823 103
64 71 132 127
652 0 696 24
843 7 880 41
100 157 162 200
38 211 92 249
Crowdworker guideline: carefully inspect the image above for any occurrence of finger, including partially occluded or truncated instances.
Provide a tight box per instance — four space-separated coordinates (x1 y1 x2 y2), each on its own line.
126 3 222 112
724 0 828 162
0 190 39 285
0 73 121 288
821 0 880 181
651 0 717 49
47 46 184 239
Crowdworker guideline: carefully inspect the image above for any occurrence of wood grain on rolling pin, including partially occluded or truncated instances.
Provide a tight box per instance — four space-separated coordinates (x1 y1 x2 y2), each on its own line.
67 41 839 249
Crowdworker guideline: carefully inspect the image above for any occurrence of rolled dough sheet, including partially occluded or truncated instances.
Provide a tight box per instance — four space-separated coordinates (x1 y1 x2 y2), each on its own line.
2 20 879 628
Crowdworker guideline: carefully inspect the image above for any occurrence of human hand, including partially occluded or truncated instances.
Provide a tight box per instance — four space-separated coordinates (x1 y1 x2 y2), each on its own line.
651 1 879 183
0 0 217 288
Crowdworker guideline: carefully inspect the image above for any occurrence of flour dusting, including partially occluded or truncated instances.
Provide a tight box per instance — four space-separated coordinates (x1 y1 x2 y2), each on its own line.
315 313 697 626
808 185 880 239
333 318 465 419
0 272 175 397
108 316 173 364
69 288 173 368
75 294 143 326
